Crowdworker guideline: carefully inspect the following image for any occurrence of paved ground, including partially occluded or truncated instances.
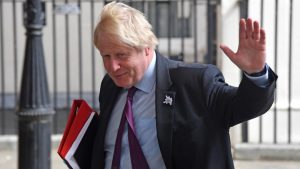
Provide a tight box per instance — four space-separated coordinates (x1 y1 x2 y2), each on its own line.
234 160 300 169
1 148 300 169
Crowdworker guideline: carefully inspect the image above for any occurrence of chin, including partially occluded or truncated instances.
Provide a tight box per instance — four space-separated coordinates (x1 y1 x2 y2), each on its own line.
114 81 131 88
112 77 136 88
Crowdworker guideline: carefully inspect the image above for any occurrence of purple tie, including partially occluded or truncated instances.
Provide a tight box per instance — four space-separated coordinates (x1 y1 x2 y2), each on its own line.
111 87 150 169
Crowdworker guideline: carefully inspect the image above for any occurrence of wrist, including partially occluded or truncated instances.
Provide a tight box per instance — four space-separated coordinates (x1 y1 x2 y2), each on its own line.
245 65 267 77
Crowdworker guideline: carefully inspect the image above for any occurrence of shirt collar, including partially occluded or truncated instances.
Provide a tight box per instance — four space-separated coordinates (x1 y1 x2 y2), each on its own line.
134 51 156 93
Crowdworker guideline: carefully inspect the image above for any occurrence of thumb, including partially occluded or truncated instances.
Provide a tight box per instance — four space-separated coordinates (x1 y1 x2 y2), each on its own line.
220 44 237 62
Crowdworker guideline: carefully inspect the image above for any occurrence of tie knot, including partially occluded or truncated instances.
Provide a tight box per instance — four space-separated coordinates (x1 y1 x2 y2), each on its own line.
127 87 137 100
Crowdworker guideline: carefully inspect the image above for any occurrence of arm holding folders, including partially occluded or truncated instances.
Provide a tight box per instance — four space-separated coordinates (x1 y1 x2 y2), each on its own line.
57 99 100 169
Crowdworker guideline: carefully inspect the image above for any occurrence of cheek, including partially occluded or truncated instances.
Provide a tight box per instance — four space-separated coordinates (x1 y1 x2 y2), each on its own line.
102 59 114 72
133 62 147 79
102 61 109 71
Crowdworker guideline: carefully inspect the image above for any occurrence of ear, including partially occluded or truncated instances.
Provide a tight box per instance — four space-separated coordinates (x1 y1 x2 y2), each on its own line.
144 47 151 57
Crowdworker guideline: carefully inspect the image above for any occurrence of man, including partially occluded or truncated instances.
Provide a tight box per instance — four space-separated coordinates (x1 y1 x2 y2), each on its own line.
91 2 277 169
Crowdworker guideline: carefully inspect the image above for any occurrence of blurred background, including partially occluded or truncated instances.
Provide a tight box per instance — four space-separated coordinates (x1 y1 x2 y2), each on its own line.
0 0 299 168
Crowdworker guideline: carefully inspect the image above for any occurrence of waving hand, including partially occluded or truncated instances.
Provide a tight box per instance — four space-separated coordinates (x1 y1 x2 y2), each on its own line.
220 18 266 74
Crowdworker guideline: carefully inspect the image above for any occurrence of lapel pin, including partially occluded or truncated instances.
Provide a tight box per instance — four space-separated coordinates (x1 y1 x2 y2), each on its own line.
163 95 173 106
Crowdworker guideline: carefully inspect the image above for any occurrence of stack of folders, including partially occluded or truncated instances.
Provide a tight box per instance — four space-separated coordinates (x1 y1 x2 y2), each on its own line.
57 99 100 169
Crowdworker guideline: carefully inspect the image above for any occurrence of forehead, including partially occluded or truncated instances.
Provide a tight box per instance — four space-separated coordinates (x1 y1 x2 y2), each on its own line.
98 33 132 54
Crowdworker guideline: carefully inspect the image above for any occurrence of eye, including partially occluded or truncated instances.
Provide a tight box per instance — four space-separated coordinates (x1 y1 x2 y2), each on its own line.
117 53 129 60
101 54 110 60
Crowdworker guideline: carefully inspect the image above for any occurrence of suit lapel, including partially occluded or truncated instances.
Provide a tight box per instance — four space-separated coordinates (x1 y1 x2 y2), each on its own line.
155 52 176 169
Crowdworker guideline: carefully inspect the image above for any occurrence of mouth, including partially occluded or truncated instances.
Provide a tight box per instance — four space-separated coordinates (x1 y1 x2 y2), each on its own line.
113 72 127 79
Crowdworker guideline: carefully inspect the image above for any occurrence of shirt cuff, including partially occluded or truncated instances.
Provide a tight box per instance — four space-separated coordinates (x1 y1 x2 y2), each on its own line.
244 64 270 87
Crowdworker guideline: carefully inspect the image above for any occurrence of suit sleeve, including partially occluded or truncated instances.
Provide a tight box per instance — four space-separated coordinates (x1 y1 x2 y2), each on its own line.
202 65 277 129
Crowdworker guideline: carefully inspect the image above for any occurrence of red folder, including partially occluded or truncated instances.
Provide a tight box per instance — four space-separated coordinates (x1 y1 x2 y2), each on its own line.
57 99 99 169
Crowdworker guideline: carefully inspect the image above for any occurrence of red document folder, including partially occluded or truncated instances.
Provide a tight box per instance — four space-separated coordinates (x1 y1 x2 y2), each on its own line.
57 99 99 169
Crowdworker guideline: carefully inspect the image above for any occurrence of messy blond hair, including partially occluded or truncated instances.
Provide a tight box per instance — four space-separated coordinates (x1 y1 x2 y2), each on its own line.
94 1 158 50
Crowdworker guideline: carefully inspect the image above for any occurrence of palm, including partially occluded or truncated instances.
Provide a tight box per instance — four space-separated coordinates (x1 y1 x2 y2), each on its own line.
220 18 266 74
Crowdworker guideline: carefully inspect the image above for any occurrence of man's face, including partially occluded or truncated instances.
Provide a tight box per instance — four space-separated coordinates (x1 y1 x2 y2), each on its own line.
97 33 153 88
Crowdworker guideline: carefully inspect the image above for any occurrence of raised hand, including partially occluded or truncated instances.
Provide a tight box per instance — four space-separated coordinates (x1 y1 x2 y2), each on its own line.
220 18 266 74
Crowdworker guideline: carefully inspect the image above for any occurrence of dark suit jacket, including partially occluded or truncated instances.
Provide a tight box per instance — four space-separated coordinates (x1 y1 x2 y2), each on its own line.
91 52 277 169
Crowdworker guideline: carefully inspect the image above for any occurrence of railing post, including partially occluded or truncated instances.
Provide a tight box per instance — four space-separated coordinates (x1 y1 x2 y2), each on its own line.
239 0 249 143
17 0 54 168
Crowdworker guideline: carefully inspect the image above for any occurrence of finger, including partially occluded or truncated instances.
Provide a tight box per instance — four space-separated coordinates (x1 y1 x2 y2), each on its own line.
239 18 247 40
259 28 266 45
252 20 260 40
220 44 236 61
246 18 253 39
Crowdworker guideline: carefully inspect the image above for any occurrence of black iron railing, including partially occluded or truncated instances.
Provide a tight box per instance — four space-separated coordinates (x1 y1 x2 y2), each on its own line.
0 0 218 134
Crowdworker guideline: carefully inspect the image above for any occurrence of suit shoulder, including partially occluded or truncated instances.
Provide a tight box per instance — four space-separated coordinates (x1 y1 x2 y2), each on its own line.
99 74 120 99
170 62 221 77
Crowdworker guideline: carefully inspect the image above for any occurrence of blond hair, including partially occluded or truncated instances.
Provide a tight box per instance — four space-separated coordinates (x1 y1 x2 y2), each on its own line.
94 1 158 50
